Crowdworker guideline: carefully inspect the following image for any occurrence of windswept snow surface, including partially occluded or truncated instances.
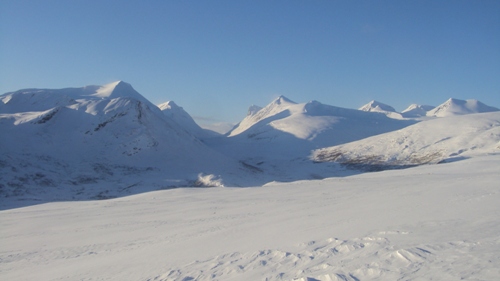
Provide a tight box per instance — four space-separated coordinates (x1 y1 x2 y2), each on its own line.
1 155 499 280
313 112 500 168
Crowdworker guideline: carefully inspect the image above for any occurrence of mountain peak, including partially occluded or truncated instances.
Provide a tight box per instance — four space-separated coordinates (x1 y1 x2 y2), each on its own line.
446 97 463 102
427 98 499 117
158 101 181 111
359 100 396 112
272 95 296 105
92 81 144 101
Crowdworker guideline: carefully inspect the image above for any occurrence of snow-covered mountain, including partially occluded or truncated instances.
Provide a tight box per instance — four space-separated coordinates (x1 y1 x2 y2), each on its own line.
205 96 415 181
401 104 435 118
0 81 248 200
358 100 403 119
427 98 499 117
158 100 219 138
313 111 500 169
357 98 498 120
359 100 396 113
228 96 295 137
228 96 414 148
2 81 499 200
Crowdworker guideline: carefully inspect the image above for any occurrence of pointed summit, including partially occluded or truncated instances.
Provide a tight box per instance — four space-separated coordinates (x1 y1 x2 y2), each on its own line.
359 100 396 113
92 81 146 101
228 96 296 136
158 100 192 120
271 95 296 106
158 100 181 111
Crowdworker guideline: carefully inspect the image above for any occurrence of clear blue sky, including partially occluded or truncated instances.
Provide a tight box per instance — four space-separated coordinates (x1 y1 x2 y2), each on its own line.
1 0 499 130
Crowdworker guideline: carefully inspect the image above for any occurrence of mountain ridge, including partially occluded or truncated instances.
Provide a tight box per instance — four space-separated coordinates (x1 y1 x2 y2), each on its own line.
1 81 499 202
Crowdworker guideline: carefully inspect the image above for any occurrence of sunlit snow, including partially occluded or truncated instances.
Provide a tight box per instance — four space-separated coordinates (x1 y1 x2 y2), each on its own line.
1 81 499 280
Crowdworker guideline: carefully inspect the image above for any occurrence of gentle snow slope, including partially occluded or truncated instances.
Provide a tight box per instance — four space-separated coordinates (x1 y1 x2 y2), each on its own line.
1 155 499 280
313 112 500 167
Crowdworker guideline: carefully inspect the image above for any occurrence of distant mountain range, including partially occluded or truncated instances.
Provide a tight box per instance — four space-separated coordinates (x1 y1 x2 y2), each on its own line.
1 81 499 201
358 98 498 119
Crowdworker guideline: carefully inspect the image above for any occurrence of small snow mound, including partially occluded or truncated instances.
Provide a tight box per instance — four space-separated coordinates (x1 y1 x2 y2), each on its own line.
194 173 224 187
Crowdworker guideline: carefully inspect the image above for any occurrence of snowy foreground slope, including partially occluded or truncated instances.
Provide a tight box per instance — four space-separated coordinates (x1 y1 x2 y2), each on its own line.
1 155 499 280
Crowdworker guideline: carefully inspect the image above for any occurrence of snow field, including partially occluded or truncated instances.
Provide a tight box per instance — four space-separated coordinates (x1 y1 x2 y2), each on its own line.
1 155 499 280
